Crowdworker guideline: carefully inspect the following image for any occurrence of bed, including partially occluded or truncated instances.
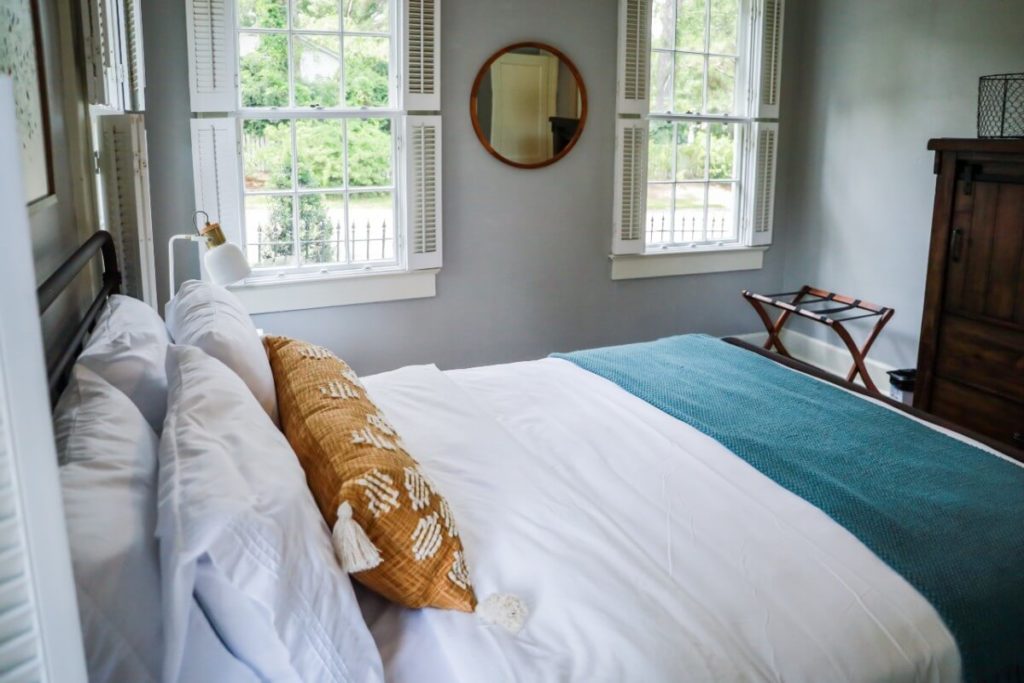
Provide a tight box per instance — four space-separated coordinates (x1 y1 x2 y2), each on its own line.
40 233 1024 683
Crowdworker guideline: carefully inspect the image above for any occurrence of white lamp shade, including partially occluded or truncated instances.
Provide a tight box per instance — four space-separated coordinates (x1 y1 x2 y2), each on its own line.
204 242 252 285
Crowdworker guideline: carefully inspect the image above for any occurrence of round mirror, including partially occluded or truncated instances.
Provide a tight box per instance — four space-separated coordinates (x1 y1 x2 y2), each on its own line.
470 43 588 169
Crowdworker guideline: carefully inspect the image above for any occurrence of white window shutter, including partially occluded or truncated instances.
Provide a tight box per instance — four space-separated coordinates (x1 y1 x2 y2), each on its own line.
0 76 89 683
123 0 146 111
186 0 237 112
612 119 648 255
403 116 442 270
403 0 440 111
82 0 121 107
617 0 651 116
747 122 778 246
754 0 784 119
190 118 243 249
100 114 158 307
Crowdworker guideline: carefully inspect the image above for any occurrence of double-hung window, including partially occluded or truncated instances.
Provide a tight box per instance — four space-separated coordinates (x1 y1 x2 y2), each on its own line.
612 0 783 271
184 0 441 303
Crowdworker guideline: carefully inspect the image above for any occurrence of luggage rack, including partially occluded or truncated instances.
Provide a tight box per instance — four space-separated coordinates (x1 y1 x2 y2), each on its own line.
742 285 895 394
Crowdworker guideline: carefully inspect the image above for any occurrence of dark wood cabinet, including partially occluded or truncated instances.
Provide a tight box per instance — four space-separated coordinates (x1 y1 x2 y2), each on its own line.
916 139 1024 455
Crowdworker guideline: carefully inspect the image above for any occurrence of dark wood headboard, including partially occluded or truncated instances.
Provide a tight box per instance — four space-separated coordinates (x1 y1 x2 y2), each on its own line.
36 231 121 405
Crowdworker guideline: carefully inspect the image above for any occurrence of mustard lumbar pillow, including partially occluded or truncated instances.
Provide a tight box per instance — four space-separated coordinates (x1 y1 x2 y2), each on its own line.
265 336 480 613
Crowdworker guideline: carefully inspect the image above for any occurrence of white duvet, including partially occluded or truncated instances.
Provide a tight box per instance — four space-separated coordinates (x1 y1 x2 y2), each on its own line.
359 358 964 683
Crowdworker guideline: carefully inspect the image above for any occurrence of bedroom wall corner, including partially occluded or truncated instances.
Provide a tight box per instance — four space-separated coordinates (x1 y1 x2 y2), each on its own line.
140 0 202 310
774 0 1024 370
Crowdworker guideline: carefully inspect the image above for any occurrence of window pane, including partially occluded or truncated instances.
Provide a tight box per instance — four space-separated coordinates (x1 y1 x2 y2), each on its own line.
348 192 395 262
648 120 674 182
296 119 345 188
675 0 706 52
707 182 736 240
646 183 673 245
243 119 293 191
706 56 736 114
651 0 674 50
709 0 739 54
245 195 295 268
238 0 287 29
344 0 389 33
240 33 289 107
649 51 674 114
293 0 339 30
675 183 705 242
675 121 706 181
708 122 737 179
673 53 704 114
294 34 342 108
299 194 344 265
344 36 391 107
347 118 393 187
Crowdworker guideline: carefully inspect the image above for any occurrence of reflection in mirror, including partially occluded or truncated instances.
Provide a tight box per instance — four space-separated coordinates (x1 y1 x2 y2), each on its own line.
471 44 587 168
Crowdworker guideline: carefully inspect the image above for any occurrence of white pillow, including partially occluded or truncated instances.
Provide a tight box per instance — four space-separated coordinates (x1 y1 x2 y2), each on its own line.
157 344 384 683
165 280 277 424
56 365 164 681
77 295 170 433
56 365 260 683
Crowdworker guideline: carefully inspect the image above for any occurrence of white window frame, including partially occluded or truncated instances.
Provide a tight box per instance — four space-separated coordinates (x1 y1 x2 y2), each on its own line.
235 2 403 278
185 0 442 311
612 0 782 280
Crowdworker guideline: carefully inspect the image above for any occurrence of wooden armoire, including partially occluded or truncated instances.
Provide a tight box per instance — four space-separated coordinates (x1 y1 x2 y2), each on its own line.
916 139 1024 455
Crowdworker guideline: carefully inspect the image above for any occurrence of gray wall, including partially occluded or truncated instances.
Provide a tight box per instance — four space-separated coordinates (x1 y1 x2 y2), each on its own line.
142 0 799 375
777 0 1024 369
30 0 94 361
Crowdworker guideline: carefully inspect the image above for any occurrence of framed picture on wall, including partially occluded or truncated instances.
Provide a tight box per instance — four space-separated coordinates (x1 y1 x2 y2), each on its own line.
0 0 53 205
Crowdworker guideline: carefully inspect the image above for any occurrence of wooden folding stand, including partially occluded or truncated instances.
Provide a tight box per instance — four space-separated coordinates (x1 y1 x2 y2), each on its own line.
742 286 895 394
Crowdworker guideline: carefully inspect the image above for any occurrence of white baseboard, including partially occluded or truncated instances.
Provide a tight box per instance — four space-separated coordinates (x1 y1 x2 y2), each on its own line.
729 330 896 395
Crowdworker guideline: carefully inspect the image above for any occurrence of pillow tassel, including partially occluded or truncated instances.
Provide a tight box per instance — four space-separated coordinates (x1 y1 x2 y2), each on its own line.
332 502 382 573
475 593 529 635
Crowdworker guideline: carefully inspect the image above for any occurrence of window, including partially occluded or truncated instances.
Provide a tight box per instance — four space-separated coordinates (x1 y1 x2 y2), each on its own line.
613 0 783 260
237 1 397 274
648 0 743 247
185 0 442 293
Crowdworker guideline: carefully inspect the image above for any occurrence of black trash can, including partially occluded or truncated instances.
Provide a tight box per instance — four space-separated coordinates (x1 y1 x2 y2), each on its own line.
887 369 917 406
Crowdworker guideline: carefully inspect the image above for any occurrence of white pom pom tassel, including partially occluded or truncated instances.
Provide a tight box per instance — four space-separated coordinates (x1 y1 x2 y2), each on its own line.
332 502 382 573
475 593 529 635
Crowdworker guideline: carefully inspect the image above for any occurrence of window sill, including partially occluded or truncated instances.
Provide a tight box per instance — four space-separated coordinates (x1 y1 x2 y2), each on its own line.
228 268 439 314
609 245 767 281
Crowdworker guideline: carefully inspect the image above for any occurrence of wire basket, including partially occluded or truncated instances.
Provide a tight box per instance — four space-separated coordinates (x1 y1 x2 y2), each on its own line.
978 73 1024 139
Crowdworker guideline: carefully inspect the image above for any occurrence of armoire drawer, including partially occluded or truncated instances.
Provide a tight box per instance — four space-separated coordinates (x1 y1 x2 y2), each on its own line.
931 378 1024 450
935 316 1024 403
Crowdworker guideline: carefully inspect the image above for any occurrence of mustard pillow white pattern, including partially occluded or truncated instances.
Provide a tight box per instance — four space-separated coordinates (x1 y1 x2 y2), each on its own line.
265 336 478 613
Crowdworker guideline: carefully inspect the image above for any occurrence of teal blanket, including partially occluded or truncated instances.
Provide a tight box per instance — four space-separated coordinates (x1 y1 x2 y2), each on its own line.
554 335 1024 682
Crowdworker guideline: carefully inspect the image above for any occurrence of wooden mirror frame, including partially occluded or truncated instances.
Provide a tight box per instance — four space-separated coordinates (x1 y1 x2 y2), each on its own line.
470 42 588 170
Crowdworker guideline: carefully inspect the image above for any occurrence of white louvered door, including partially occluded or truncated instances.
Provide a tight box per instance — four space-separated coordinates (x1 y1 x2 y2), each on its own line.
754 0 784 119
100 115 157 306
190 118 243 248
122 0 146 111
0 76 88 683
403 116 442 269
186 0 237 112
612 119 648 255
617 0 651 116
747 122 778 246
82 0 121 107
404 0 440 111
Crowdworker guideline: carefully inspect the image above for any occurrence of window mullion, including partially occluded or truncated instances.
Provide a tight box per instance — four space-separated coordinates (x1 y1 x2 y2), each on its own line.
341 120 352 264
670 121 678 244
703 124 711 242
290 120 301 268
338 0 347 111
